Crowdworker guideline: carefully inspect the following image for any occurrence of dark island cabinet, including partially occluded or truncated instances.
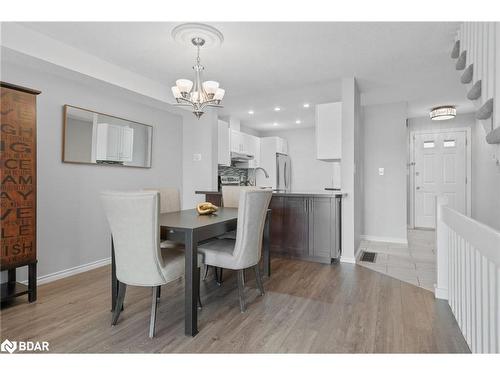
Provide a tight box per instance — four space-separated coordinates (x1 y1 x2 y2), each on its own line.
282 197 310 258
196 191 342 264
269 195 341 264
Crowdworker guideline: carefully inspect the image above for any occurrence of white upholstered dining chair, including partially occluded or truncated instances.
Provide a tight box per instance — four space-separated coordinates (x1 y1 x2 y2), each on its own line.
143 187 182 250
198 189 272 312
101 190 203 338
209 186 260 283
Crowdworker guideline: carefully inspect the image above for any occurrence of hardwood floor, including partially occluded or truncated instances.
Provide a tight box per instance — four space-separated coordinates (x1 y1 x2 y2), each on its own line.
0 258 470 353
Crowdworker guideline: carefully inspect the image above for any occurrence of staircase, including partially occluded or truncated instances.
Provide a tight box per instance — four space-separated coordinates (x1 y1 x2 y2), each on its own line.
451 22 500 144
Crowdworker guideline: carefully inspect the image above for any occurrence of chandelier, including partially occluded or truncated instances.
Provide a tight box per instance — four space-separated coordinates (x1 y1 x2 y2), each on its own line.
171 36 225 119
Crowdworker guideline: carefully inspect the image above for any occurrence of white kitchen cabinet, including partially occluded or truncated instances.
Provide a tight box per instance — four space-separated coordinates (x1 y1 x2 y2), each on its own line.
96 123 134 162
276 137 288 154
248 135 261 168
218 120 230 166
230 129 245 153
315 102 341 160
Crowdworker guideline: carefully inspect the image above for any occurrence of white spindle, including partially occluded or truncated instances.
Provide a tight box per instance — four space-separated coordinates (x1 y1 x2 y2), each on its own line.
482 255 489 352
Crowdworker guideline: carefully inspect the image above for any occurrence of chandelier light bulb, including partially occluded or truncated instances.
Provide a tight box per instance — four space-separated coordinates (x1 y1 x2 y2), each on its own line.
202 81 219 97
171 86 182 99
214 88 225 101
176 79 193 94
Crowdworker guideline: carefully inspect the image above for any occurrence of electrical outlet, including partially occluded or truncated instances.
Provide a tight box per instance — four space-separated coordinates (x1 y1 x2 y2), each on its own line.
378 167 384 176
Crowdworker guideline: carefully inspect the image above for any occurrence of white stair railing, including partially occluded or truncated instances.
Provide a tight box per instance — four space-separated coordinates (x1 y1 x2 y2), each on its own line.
435 196 500 353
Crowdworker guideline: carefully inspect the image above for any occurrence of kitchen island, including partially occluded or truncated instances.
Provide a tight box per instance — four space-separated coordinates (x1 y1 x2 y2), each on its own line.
195 190 344 264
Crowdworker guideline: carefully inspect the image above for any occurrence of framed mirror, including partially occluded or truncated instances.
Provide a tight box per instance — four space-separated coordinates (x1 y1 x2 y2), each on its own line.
62 105 153 168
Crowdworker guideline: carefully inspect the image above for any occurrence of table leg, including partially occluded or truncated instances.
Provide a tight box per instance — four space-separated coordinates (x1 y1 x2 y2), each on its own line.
263 210 271 277
184 229 199 336
111 236 118 312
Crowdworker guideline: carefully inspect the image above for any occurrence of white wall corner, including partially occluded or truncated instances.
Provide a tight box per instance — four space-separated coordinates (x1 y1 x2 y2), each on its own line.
434 286 449 300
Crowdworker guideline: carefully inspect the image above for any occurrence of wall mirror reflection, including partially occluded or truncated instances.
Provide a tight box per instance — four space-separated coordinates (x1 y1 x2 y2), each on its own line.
63 105 153 168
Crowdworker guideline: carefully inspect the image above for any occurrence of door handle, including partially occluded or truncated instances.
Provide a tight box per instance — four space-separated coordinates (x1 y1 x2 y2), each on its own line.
416 186 421 190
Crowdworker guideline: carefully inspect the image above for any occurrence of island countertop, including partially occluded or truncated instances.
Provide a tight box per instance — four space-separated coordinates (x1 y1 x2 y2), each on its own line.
195 190 346 198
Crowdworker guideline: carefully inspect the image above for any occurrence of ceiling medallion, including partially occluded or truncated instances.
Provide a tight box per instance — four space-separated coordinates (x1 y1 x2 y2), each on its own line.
171 23 225 119
429 105 456 121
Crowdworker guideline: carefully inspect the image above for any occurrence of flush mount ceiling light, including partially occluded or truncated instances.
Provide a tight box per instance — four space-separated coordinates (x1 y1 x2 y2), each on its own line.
248 110 254 115
171 23 225 119
273 122 279 126
274 107 281 112
429 105 456 121
303 103 310 108
295 120 301 124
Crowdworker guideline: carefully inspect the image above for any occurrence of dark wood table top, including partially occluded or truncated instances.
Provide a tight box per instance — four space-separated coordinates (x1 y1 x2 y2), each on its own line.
158 208 239 230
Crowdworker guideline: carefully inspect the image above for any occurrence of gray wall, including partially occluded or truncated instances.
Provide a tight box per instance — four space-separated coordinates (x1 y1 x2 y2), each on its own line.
260 127 341 192
1 61 183 281
182 109 218 209
471 119 500 231
363 102 408 242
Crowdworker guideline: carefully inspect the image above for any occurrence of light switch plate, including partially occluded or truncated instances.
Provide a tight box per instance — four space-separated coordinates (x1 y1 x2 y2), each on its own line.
193 153 202 161
378 167 384 176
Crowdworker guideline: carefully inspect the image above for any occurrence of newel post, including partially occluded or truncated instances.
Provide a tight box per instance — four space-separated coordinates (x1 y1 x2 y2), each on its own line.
435 195 449 300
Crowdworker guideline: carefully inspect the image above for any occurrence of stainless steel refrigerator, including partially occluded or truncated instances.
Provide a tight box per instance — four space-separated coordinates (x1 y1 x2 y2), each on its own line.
276 153 291 192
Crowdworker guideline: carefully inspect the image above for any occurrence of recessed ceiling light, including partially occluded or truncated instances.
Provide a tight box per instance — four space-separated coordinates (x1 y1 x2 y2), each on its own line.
274 107 281 112
273 122 278 126
295 120 301 124
303 103 310 108
248 110 254 115
430 105 456 121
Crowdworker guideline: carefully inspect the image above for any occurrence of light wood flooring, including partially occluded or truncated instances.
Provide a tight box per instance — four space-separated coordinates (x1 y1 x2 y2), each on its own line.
0 258 470 353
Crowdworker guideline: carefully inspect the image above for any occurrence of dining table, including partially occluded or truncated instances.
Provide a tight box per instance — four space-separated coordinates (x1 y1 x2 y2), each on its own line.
110 207 271 337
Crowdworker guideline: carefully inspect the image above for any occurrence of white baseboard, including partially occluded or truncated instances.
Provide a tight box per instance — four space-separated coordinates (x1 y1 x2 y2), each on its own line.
20 257 111 286
360 235 408 245
434 286 449 300
340 256 356 264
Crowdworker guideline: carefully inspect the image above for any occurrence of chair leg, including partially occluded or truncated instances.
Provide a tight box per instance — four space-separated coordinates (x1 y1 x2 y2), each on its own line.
215 267 224 286
111 282 127 325
254 265 265 296
149 286 160 338
237 269 246 313
157 285 161 301
198 267 203 310
203 264 210 280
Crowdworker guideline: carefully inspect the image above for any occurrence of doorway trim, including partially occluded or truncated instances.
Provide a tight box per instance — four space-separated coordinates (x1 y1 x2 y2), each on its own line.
409 127 472 229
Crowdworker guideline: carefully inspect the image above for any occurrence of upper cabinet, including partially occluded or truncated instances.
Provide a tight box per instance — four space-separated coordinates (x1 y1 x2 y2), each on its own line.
229 129 261 167
247 135 261 168
218 120 230 166
230 129 245 153
315 102 342 160
276 136 288 154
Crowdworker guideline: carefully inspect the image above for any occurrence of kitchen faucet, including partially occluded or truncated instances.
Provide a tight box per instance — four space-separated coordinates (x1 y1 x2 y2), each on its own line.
251 167 269 186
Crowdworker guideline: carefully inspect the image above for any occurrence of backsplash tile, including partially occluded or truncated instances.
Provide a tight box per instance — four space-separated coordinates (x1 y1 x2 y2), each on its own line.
218 165 249 186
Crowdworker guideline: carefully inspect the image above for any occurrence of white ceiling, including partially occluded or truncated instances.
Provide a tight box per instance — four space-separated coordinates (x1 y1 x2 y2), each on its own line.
21 22 473 131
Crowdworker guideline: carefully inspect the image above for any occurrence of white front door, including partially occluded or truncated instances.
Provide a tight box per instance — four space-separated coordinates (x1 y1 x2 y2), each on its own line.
414 131 467 228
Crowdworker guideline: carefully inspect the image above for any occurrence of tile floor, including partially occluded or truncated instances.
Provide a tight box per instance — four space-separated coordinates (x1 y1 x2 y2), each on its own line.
357 229 436 292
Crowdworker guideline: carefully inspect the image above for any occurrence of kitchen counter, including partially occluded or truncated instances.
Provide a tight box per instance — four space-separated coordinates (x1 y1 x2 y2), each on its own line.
195 190 346 198
196 189 343 265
